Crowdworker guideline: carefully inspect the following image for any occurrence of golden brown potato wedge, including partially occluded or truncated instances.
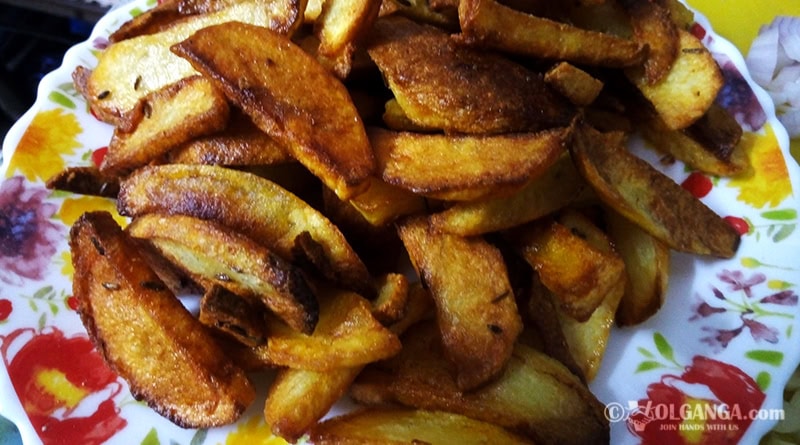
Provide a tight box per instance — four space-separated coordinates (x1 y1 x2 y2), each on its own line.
430 153 585 236
198 284 268 347
635 103 748 177
620 0 679 85
458 0 646 67
570 123 740 257
315 0 382 78
378 0 460 30
265 365 364 443
370 126 569 201
108 0 185 42
117 164 373 297
256 288 401 371
103 75 229 174
627 28 723 130
370 272 410 325
551 210 625 381
347 176 428 227
385 321 609 445
544 62 604 106
366 15 574 134
165 110 293 166
604 208 670 326
45 166 120 198
126 213 319 334
397 216 522 390
172 21 375 200
70 211 255 428
507 218 625 322
310 408 535 445
84 0 305 126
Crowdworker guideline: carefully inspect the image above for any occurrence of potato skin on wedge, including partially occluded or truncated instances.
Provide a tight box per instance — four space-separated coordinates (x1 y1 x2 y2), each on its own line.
570 124 740 258
69 211 255 428
117 164 372 298
171 21 375 200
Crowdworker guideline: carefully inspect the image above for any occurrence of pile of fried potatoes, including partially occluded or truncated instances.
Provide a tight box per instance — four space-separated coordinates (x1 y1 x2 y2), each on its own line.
49 0 749 443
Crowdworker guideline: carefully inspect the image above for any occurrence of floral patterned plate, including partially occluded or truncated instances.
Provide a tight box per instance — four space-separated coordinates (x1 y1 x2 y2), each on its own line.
1 1 799 444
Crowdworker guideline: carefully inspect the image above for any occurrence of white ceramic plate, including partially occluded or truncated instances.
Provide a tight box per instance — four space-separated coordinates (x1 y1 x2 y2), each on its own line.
1 1 799 444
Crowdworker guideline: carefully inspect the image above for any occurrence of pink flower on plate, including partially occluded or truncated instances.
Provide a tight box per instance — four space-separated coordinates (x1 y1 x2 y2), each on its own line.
0 177 64 285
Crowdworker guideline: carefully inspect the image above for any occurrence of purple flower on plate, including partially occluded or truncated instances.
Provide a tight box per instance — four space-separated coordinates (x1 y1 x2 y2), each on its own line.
701 325 744 350
714 57 768 131
690 301 727 320
0 177 64 285
742 318 780 344
760 290 799 306
718 269 766 298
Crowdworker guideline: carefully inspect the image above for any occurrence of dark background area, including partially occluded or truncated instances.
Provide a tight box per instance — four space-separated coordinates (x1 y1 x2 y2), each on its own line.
0 1 110 140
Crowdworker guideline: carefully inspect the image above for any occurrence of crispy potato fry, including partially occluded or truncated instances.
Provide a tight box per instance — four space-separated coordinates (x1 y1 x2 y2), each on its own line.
256 288 401 371
544 62 604 107
83 0 305 126
570 123 740 257
70 211 255 428
620 0 679 85
552 210 625 381
627 28 723 130
397 216 522 390
315 0 382 78
430 153 585 236
117 164 373 296
198 285 268 347
371 126 569 201
126 213 319 334
165 110 292 166
381 98 436 132
636 103 748 177
370 272 410 325
347 177 428 226
172 21 375 200
103 75 229 174
384 321 609 445
366 15 574 134
605 208 671 326
310 407 535 445
108 0 184 42
507 218 625 322
45 166 120 198
379 0 460 30
458 0 646 67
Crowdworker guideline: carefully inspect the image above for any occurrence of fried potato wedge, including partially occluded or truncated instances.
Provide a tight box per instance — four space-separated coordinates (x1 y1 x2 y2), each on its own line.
83 0 304 126
315 0 382 78
117 164 372 296
385 322 609 445
198 285 268 347
45 166 119 198
397 216 522 390
552 210 625 381
266 365 364 443
346 177 428 227
570 123 740 257
108 0 184 42
544 62 604 107
636 103 748 177
371 272 410 325
103 75 229 174
310 408 535 445
627 28 724 130
126 213 319 334
458 0 646 68
371 126 569 201
70 211 255 428
165 110 293 166
172 21 375 200
366 15 574 134
604 208 670 326
507 218 625 322
430 153 585 236
620 0 679 85
256 288 401 371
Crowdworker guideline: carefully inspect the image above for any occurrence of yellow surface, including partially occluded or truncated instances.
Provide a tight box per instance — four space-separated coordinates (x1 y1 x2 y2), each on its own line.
684 0 800 54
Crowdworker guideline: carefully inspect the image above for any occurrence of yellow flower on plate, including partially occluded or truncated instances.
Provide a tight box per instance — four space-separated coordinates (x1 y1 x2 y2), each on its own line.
224 415 291 445
6 108 82 182
57 196 126 227
727 124 792 208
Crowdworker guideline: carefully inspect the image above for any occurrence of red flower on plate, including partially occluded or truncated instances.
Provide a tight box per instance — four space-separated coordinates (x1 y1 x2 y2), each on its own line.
0 327 127 445
628 356 765 444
